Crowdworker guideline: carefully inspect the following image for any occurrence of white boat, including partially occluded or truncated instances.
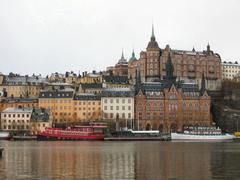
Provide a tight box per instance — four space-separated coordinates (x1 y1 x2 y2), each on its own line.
171 126 236 140
0 132 11 140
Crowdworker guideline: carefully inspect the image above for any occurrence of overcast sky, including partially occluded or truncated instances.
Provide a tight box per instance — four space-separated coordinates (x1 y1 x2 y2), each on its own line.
0 0 239 76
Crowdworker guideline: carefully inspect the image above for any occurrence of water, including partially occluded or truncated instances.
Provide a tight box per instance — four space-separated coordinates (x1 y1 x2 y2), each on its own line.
0 141 240 180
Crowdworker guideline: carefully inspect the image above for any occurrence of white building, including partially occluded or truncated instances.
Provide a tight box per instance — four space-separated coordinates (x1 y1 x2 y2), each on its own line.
222 61 240 80
1 107 32 132
101 88 134 129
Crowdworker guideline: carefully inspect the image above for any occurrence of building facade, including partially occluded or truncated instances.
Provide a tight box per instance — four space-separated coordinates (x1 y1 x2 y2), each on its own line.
30 108 52 135
222 61 240 80
135 54 211 133
73 93 101 122
38 89 75 124
1 107 32 132
0 97 38 112
128 26 222 90
0 74 46 98
101 88 135 130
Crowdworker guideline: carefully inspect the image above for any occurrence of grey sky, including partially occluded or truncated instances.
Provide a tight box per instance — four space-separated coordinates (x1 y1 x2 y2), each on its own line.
0 0 239 76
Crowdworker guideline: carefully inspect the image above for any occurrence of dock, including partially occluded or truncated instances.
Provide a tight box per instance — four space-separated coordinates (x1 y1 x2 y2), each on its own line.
0 147 4 157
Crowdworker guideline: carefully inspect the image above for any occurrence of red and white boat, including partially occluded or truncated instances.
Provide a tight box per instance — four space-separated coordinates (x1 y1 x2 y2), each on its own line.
37 123 107 141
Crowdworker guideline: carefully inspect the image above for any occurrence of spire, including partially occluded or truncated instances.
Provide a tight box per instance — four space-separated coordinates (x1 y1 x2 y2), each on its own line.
151 23 155 39
200 72 206 95
129 49 137 62
207 42 210 52
192 46 196 52
121 49 124 59
166 53 174 79
118 49 127 64
135 65 141 91
147 24 159 49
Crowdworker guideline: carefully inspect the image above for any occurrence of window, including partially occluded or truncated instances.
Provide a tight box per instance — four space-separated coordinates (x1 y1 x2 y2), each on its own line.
122 106 125 110
22 114 25 118
104 106 107 110
116 99 119 103
128 106 131 110
116 106 119 110
110 106 113 110
122 99 125 103
104 99 107 103
128 99 131 103
110 99 113 103
128 113 131 119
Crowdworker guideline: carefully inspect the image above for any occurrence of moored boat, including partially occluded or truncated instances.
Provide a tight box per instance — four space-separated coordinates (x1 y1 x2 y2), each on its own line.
171 126 235 140
12 135 37 141
104 129 170 141
0 132 11 140
37 122 107 141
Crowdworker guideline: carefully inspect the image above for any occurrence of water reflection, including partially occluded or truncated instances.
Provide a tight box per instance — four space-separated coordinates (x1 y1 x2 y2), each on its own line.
0 141 239 179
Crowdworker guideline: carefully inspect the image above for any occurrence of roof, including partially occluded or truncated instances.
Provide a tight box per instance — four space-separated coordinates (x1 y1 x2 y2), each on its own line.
101 88 134 97
4 75 47 85
102 75 129 84
1 97 38 103
31 108 50 122
2 107 33 113
80 83 102 89
74 93 101 100
39 89 74 98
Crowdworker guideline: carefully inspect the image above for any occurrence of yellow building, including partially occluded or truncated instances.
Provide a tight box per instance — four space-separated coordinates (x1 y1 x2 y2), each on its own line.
73 93 101 122
39 89 101 125
0 75 46 98
38 89 75 124
79 73 102 84
0 97 38 112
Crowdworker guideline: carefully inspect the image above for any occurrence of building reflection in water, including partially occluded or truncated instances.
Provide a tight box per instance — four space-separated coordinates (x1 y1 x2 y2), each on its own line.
0 141 240 179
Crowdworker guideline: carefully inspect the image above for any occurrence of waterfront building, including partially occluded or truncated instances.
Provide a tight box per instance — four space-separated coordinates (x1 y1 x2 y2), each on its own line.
101 88 135 130
38 88 75 124
30 108 52 135
73 93 101 122
0 74 46 98
222 61 240 80
135 53 211 133
0 97 38 112
0 107 32 132
39 88 102 125
128 26 222 90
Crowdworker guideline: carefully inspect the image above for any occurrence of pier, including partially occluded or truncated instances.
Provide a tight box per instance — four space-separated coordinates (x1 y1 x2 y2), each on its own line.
0 147 4 157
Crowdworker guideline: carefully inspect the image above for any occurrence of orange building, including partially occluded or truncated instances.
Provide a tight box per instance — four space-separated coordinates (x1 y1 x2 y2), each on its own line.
0 97 38 112
73 94 101 122
39 89 101 125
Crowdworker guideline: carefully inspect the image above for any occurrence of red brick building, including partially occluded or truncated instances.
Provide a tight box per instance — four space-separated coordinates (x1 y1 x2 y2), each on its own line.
135 54 211 133
129 26 221 90
108 52 128 77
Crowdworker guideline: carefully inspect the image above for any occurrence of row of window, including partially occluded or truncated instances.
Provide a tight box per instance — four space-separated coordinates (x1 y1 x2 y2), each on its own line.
2 114 30 118
104 113 132 119
2 119 29 123
104 106 131 111
2 125 29 130
104 99 131 104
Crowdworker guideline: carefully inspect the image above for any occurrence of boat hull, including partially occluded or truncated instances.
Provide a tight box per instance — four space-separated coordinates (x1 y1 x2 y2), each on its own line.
37 134 105 141
171 133 236 140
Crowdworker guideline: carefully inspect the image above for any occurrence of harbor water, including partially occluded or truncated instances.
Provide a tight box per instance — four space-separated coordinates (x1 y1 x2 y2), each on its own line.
0 141 240 179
